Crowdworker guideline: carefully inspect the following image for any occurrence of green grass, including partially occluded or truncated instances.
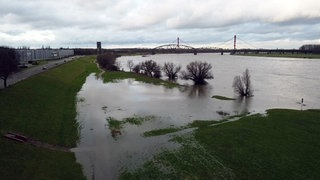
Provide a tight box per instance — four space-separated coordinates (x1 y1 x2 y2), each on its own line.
238 52 320 59
0 56 99 179
122 109 320 179
195 109 320 179
143 127 182 137
212 95 236 100
102 71 180 88
0 140 85 180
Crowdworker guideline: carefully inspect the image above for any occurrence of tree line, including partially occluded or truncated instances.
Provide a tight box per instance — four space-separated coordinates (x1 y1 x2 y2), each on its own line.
0 48 252 97
97 53 253 97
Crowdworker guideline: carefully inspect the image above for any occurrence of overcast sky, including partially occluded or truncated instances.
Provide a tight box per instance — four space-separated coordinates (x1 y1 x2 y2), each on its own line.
1 0 320 49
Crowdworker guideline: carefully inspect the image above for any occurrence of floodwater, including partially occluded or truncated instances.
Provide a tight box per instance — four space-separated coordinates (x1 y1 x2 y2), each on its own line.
72 53 320 179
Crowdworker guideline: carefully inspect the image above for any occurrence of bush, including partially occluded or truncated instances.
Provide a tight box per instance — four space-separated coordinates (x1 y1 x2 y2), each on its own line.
97 53 119 71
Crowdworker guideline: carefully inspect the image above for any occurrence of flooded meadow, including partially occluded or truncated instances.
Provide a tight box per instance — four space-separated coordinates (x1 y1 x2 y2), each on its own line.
72 53 320 179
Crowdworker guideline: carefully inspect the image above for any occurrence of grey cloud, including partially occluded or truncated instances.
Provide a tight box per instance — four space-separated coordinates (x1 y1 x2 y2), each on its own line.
1 0 320 49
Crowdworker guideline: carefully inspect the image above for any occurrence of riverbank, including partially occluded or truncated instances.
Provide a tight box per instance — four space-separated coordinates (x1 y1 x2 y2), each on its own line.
121 109 320 179
0 56 99 179
237 52 320 59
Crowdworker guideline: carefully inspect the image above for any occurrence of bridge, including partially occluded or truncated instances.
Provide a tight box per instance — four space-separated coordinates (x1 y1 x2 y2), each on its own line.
152 37 198 55
107 35 314 55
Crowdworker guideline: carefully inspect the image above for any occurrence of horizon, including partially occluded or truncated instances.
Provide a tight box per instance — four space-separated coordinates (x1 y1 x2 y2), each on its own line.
1 0 320 49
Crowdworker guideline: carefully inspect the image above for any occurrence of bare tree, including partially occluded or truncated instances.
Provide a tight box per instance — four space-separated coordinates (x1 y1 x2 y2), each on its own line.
140 60 161 78
180 61 213 85
127 60 134 72
162 62 181 80
0 47 19 88
232 68 253 97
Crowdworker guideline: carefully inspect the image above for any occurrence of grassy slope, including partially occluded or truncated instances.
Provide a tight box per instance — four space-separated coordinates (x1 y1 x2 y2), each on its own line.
0 56 98 179
195 109 320 179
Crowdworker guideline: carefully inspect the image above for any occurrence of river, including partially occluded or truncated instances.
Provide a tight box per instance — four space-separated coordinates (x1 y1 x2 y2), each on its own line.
72 53 320 179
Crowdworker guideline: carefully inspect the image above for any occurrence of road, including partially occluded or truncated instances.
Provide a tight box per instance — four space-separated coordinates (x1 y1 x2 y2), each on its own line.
0 56 82 89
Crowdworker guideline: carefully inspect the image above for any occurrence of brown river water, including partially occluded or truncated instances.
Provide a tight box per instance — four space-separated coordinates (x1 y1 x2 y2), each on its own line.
72 53 320 179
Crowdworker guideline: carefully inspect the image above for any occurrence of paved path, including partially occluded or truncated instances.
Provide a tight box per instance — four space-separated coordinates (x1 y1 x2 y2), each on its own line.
0 56 82 89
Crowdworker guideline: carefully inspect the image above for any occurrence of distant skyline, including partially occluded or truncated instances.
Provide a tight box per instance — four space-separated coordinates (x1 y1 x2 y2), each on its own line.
1 0 320 49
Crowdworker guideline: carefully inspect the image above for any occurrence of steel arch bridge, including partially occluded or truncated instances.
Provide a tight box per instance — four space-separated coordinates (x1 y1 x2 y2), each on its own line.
152 37 197 54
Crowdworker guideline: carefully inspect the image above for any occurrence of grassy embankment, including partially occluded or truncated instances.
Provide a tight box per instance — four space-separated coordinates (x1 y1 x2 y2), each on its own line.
0 56 99 179
238 52 320 59
121 109 320 179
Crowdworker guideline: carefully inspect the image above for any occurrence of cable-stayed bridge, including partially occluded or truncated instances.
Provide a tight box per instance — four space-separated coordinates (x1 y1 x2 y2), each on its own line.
109 35 312 55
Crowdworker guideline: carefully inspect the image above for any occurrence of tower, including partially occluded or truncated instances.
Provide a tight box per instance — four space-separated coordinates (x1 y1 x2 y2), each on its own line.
97 42 102 55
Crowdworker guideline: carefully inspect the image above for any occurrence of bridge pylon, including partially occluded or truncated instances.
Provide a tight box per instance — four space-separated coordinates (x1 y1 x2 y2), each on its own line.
234 35 236 50
177 37 180 48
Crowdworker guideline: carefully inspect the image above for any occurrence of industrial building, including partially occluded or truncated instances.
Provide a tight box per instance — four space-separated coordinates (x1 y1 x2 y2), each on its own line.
15 49 74 63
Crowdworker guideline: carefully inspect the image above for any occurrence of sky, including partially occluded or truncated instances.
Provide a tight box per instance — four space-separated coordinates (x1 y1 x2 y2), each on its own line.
1 0 320 49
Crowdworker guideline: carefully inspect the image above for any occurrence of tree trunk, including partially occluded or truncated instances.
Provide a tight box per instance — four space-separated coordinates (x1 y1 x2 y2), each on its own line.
4 77 7 88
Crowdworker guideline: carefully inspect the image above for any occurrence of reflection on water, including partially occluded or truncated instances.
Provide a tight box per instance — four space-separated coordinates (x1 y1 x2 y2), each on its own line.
232 97 252 115
73 53 320 179
180 84 212 98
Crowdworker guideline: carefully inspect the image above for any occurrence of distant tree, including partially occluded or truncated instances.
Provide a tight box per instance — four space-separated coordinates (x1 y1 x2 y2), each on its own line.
133 64 141 73
162 62 181 80
0 47 19 88
153 68 162 79
180 61 213 85
97 53 119 71
74 48 97 55
232 68 253 97
140 60 161 78
127 60 134 72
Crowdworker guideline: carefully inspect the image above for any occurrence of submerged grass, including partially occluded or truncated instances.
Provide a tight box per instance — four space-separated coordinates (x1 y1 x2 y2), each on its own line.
107 115 157 130
124 115 156 125
107 117 125 129
120 133 235 179
102 71 180 88
122 109 320 179
143 127 182 137
142 114 245 138
0 56 99 179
